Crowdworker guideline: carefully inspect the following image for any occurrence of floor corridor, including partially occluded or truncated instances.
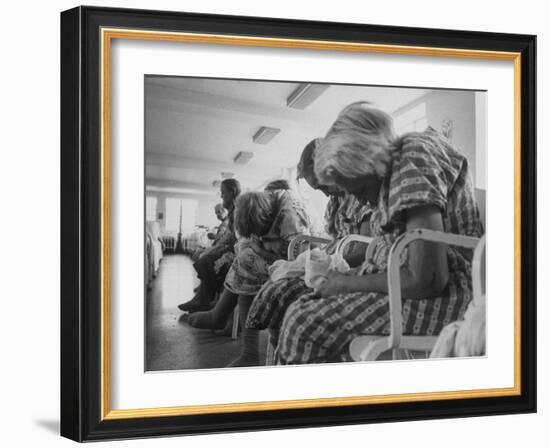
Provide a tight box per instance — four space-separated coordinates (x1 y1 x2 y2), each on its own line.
145 255 267 371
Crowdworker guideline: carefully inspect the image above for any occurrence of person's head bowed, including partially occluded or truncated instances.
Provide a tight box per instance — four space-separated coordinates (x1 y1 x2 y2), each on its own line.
233 192 273 238
220 178 241 210
264 179 290 192
314 102 396 198
296 138 338 196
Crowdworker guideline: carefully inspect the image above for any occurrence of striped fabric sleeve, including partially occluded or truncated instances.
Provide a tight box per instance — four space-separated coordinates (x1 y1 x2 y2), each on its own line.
355 202 373 229
323 195 339 237
388 138 448 222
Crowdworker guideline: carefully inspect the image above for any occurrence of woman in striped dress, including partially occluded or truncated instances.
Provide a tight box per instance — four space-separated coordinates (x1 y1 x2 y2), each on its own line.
188 189 309 367
276 102 483 365
245 139 372 338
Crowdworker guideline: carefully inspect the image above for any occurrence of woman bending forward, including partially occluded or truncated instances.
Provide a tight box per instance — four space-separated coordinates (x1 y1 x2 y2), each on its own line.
276 102 483 365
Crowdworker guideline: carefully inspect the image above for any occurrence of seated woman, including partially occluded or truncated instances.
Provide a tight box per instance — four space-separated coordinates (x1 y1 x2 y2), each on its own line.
178 179 240 313
188 189 309 367
191 203 229 262
276 102 483 364
245 139 372 355
264 178 316 237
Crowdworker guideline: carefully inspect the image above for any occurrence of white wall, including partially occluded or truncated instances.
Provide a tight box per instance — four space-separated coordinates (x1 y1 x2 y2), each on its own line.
394 90 483 186
1 1 546 447
475 92 488 189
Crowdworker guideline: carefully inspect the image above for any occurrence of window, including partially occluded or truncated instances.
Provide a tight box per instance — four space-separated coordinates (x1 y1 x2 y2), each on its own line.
146 196 157 221
393 102 428 134
292 170 330 237
165 198 198 233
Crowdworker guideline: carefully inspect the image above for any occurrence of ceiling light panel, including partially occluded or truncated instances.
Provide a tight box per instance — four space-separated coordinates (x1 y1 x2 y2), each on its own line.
287 83 330 109
233 151 254 165
252 126 281 144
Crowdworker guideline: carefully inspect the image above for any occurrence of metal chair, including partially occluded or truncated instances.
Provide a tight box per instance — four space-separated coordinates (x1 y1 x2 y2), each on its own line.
349 229 483 361
265 234 374 364
334 234 375 261
287 234 332 260
231 307 239 340
265 235 333 364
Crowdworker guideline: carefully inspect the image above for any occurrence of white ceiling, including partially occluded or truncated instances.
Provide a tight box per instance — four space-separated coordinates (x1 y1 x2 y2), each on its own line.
145 76 430 193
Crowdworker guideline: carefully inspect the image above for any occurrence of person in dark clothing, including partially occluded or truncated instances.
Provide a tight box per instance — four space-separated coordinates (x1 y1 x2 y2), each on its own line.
178 178 241 313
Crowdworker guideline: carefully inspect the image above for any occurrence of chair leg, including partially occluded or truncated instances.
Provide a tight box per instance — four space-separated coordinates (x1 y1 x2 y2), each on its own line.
265 336 274 366
231 304 240 340
265 329 278 366
350 336 390 361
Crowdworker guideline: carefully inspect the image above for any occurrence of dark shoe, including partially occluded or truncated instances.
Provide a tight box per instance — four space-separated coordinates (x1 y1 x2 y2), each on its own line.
178 300 208 313
177 300 193 312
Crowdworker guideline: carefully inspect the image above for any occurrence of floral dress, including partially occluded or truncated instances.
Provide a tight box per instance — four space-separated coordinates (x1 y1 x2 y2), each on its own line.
276 128 484 365
246 194 372 331
223 190 309 296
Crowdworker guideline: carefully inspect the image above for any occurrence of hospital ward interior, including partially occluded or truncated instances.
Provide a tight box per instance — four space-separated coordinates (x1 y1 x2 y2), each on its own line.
144 76 487 371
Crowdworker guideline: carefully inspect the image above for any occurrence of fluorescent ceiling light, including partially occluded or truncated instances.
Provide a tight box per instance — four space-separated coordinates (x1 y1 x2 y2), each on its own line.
287 83 330 109
252 126 280 144
233 151 254 165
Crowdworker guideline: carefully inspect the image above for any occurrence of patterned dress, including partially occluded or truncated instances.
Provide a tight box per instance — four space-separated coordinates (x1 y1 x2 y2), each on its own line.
276 128 484 364
287 190 314 236
246 194 372 331
202 212 237 280
224 190 309 296
323 194 373 255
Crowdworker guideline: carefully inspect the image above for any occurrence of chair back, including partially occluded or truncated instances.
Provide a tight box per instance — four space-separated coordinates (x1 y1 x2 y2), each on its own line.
472 235 486 302
474 188 486 230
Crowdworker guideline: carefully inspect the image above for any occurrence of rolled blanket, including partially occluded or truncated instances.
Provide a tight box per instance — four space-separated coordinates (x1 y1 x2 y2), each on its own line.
269 248 350 288
430 295 486 358
269 251 308 283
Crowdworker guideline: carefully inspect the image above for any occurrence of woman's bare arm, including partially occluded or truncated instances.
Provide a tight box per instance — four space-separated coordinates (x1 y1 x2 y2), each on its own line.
318 205 449 299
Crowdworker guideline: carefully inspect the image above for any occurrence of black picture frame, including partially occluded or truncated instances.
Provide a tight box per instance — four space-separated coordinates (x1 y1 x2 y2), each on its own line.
61 5 536 442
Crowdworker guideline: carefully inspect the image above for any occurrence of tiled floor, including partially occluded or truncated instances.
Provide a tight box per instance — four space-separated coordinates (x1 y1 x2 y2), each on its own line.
145 254 267 371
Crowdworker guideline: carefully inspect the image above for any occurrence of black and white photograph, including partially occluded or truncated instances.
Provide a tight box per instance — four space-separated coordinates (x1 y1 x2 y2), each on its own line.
55 3 537 442
1 0 544 443
144 76 487 371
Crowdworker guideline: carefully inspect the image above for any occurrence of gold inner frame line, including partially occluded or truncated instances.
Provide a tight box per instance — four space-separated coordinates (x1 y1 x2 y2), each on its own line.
100 27 522 421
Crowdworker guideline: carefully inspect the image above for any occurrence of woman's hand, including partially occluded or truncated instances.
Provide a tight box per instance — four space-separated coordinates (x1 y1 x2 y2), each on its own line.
251 242 281 264
315 270 350 297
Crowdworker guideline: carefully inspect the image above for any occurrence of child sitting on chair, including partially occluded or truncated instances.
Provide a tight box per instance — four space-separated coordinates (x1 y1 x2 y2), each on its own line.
188 191 308 367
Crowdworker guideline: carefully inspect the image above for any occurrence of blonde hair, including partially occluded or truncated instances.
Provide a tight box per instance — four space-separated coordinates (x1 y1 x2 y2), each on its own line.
234 192 274 238
315 102 396 185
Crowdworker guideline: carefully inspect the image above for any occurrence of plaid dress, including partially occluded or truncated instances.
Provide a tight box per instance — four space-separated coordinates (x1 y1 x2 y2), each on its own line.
276 128 484 365
224 190 309 296
246 194 372 330
323 194 373 255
